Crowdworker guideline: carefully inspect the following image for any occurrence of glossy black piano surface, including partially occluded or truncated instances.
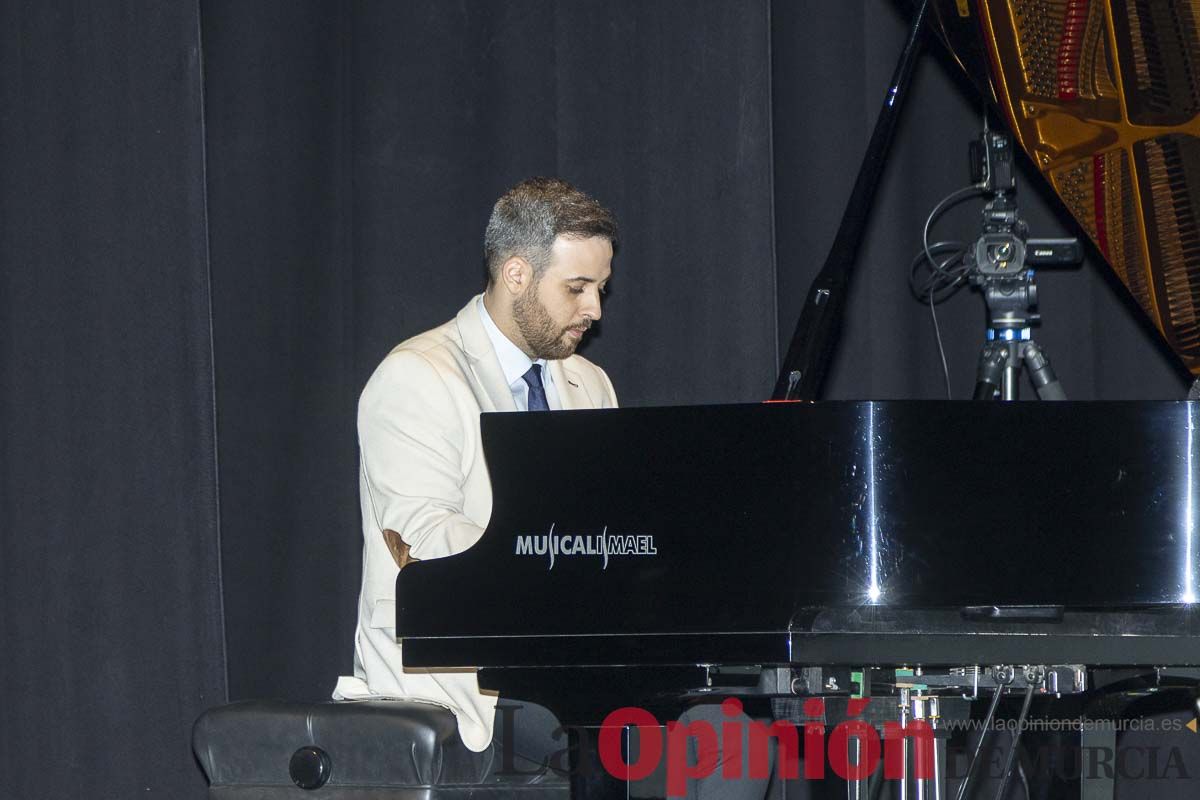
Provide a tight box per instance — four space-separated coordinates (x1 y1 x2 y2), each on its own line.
397 402 1200 669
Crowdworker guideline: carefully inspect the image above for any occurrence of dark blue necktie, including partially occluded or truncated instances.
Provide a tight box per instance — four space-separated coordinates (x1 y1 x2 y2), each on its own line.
522 364 549 411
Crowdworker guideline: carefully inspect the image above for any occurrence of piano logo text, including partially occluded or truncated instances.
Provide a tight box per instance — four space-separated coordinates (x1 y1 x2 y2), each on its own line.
514 525 657 570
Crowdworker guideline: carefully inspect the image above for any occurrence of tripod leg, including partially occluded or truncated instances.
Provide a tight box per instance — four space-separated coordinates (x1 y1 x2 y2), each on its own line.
973 342 1008 400
1021 341 1067 400
1001 340 1021 401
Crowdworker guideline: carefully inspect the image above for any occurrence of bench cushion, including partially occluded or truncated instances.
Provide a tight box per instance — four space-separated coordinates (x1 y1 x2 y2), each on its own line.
193 700 567 798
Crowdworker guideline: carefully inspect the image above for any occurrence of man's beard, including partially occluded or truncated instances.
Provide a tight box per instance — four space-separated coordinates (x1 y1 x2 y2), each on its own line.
513 288 586 360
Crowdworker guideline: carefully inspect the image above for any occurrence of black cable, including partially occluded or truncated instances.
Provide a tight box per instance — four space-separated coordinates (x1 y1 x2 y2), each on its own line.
930 290 953 399
923 184 984 279
955 684 1006 800
1013 729 1031 800
910 184 983 399
993 683 1036 800
908 240 969 302
908 244 970 398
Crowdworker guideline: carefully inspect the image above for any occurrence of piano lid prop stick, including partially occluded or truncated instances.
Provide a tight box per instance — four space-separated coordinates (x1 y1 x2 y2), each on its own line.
771 0 931 401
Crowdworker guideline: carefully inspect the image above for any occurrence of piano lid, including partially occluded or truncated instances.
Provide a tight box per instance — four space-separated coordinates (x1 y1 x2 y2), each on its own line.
932 0 1200 374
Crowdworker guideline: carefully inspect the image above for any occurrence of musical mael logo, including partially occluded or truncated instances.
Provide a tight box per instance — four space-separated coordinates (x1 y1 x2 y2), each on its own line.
513 523 657 570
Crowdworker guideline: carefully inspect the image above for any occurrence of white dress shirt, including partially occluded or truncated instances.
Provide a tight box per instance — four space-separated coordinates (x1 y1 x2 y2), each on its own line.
477 297 561 411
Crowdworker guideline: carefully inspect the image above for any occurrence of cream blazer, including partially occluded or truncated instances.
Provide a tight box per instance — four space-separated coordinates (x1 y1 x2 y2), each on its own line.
333 295 617 751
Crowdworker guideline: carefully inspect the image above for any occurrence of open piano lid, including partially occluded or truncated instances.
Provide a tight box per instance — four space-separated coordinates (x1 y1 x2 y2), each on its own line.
932 0 1200 374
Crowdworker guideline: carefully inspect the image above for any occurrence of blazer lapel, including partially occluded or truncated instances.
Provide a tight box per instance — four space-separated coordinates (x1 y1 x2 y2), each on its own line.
455 295 518 412
548 359 593 410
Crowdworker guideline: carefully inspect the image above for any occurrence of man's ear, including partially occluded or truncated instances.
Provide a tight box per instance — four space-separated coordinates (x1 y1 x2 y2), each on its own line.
499 256 534 296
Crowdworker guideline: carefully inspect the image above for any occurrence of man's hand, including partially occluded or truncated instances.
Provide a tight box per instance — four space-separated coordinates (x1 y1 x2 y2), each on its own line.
383 529 420 570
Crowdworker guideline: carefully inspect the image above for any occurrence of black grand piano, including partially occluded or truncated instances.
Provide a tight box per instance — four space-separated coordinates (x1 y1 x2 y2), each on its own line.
397 402 1200 797
401 401 1200 674
397 2 1200 797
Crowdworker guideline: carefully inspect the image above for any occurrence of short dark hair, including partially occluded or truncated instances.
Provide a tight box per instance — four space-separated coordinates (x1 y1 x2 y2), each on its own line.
483 177 618 283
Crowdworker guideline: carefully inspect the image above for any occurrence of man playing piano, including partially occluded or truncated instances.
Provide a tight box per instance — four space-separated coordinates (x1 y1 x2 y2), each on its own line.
333 177 618 758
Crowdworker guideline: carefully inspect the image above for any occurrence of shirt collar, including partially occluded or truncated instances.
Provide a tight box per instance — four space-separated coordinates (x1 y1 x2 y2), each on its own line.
477 297 551 388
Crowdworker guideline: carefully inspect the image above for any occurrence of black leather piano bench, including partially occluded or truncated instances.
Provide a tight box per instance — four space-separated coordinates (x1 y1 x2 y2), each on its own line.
192 700 569 800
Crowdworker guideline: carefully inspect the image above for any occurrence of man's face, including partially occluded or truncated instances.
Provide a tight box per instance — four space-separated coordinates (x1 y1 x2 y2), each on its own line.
513 235 613 360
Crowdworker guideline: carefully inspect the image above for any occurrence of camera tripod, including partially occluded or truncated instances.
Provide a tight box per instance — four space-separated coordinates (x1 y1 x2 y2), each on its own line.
973 330 1066 400
963 131 1075 401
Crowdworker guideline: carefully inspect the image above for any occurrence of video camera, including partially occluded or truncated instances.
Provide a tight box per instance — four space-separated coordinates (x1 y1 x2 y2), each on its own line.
966 131 1082 279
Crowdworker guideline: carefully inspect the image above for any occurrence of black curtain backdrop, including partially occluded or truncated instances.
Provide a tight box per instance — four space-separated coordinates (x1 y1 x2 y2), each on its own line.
0 1 225 798
1 1 1189 797
201 0 361 706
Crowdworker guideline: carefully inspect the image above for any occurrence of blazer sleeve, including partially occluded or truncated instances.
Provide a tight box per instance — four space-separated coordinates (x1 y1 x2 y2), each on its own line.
357 349 484 560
